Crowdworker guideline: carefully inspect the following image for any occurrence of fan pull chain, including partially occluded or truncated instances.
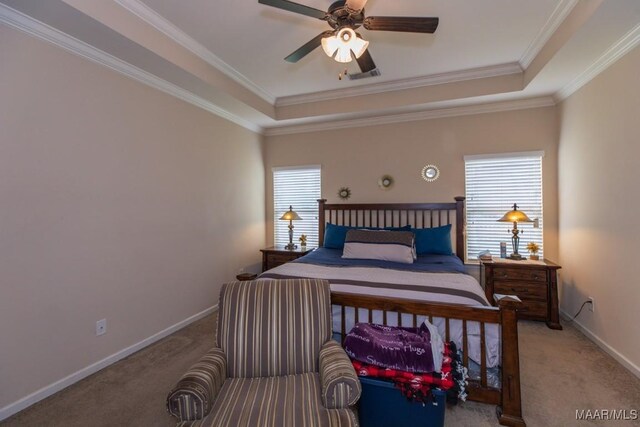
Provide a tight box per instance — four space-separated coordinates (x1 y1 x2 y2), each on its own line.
338 68 349 80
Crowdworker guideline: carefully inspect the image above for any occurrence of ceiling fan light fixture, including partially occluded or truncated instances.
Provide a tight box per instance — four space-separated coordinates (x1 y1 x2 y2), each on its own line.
321 28 369 63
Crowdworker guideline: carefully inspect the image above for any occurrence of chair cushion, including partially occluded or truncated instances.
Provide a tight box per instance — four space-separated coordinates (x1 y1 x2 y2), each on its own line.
177 373 358 427
217 279 332 378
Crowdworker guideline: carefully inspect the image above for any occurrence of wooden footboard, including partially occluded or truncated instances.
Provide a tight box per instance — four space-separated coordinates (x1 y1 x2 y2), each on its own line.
331 292 525 427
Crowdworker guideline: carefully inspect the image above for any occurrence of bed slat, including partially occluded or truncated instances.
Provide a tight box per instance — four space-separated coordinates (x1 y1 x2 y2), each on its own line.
462 320 469 368
480 322 487 388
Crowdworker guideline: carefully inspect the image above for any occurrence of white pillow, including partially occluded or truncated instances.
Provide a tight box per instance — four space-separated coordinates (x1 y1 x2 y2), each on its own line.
342 229 415 264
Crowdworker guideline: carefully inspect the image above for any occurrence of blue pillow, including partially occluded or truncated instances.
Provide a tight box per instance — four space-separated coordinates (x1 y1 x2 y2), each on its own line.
323 223 411 249
414 225 453 255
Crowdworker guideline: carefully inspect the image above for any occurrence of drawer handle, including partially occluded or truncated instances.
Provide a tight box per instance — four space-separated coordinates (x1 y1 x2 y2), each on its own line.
532 275 540 280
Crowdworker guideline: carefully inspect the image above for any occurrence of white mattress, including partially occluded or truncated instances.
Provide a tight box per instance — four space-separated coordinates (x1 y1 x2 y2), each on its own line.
260 262 502 368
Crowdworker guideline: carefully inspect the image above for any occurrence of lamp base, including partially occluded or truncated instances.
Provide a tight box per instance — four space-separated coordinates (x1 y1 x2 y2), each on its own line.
284 243 298 250
508 253 525 260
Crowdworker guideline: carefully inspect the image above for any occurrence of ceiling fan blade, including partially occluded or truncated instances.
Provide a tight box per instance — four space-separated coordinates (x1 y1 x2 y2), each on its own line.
258 0 327 20
345 0 369 13
285 31 333 63
356 49 377 73
364 16 439 33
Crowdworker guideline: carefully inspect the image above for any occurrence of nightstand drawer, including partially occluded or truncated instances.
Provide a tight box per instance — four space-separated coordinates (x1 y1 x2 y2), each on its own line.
266 255 295 270
518 300 547 319
493 267 546 282
494 281 547 302
261 247 314 272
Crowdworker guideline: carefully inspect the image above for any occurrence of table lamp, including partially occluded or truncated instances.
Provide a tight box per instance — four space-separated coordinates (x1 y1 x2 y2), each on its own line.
497 203 533 260
280 206 302 250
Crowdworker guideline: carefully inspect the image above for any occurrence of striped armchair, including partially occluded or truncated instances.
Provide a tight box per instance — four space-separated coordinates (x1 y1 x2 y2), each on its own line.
167 279 361 427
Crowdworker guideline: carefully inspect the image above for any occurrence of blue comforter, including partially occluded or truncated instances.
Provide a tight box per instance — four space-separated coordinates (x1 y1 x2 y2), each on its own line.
293 247 467 274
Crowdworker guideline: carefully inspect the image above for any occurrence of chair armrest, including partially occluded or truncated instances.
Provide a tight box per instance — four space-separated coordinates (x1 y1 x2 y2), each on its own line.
319 340 361 409
166 347 227 421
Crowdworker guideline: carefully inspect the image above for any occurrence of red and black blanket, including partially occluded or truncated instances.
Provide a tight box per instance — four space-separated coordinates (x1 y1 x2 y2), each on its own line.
351 342 468 404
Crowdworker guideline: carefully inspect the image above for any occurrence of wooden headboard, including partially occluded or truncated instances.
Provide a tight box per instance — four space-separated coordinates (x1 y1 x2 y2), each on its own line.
317 197 466 261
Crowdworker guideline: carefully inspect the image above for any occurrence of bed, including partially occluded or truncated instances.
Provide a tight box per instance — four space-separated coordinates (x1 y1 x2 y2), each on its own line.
260 197 525 427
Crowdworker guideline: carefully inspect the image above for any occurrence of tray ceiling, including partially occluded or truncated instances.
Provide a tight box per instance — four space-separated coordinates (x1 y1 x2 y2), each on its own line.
139 0 559 98
1 0 639 133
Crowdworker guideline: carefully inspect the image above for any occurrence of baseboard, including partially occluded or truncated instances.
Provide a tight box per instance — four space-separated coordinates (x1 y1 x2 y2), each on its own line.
560 309 640 379
0 304 218 421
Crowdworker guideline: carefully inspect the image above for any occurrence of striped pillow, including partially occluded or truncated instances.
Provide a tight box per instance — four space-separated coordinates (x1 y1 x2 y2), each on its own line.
342 229 416 264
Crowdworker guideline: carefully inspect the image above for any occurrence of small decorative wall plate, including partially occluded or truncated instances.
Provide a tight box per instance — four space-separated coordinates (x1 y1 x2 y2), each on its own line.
338 187 352 200
421 164 440 182
378 175 394 190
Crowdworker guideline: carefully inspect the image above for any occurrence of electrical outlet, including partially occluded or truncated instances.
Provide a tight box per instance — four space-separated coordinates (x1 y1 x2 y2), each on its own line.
96 319 107 336
588 297 594 313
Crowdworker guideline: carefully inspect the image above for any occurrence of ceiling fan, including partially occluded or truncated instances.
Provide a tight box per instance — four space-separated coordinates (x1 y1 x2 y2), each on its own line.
258 0 439 78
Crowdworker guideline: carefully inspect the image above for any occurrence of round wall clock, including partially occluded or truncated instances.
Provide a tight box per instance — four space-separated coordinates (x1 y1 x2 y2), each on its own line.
421 165 440 182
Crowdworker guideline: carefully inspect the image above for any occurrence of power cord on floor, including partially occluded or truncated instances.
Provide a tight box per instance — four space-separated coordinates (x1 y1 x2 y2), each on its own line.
565 300 592 323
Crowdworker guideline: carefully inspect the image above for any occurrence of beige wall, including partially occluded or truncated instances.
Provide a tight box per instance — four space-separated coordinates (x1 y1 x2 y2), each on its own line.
558 46 640 373
0 25 264 410
265 106 559 262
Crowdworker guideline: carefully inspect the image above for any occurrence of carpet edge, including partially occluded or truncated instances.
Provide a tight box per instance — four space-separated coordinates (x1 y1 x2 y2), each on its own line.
0 304 218 421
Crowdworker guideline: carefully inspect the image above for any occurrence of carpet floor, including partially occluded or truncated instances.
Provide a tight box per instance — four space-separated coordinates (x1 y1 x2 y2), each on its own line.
2 315 639 427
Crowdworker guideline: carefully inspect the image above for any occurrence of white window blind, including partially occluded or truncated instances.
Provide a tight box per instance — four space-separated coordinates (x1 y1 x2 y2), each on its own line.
465 152 544 260
273 166 321 248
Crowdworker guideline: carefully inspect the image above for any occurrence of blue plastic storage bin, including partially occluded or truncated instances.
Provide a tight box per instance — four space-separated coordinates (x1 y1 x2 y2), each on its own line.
358 377 446 427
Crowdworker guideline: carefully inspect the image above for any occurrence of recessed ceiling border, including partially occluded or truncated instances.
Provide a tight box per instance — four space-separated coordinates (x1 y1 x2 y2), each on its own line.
555 22 640 101
264 97 556 136
275 62 523 107
519 0 579 69
0 3 263 134
114 0 277 105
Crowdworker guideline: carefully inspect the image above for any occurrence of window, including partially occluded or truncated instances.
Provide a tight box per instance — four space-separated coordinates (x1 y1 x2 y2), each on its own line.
273 166 321 247
465 152 544 260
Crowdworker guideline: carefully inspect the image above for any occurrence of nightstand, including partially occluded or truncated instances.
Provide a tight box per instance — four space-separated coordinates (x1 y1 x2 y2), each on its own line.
260 246 314 272
480 258 562 330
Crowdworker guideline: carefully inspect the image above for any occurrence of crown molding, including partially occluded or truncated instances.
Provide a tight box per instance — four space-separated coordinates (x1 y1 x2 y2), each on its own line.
275 62 523 107
0 4 262 134
555 23 640 102
114 0 276 104
519 0 579 69
264 96 556 136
